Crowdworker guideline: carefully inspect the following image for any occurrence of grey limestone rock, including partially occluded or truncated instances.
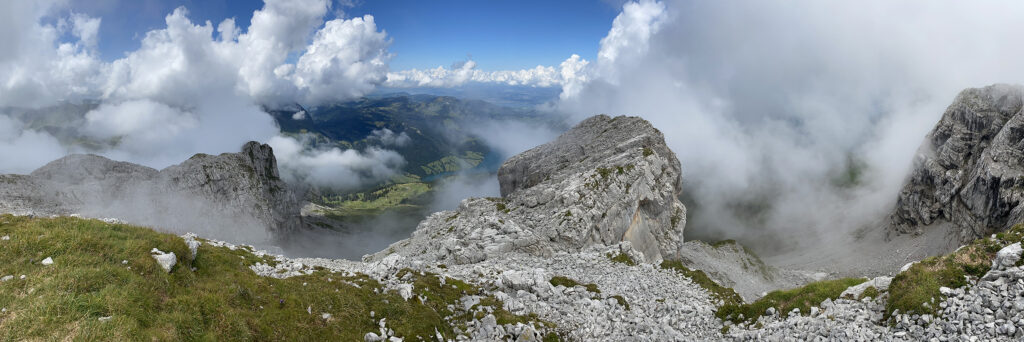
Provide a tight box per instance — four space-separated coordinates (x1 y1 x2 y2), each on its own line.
0 142 302 243
891 84 1024 241
367 115 686 264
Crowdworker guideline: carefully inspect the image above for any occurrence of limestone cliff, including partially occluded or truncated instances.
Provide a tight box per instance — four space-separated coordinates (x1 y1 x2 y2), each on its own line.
891 84 1024 240
368 115 686 264
0 142 302 242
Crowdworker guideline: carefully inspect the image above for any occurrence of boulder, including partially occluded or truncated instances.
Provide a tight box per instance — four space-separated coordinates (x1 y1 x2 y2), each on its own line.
992 242 1023 271
150 248 176 273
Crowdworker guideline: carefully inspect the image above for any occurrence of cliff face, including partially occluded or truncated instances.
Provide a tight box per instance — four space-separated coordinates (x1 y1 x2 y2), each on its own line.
0 142 302 242
157 142 303 236
369 115 687 264
891 84 1024 240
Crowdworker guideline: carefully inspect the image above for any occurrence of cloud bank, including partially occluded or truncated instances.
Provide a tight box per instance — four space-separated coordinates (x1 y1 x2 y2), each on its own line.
558 0 1024 252
385 56 588 89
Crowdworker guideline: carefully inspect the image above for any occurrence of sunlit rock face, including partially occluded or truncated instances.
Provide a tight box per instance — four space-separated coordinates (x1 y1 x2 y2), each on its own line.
368 114 686 264
892 84 1024 241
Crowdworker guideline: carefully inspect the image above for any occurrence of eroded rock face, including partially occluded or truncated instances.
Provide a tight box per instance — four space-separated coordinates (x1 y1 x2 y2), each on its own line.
891 84 1024 241
368 115 686 264
0 142 302 242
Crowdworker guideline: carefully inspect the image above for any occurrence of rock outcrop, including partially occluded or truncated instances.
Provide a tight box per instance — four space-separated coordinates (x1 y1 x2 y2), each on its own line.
0 142 302 242
892 84 1024 240
368 115 686 264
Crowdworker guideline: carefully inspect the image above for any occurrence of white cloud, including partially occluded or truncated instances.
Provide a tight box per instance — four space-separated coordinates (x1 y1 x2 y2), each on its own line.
385 56 582 88
556 0 1024 250
291 15 391 104
268 135 406 190
368 128 411 147
291 110 307 120
69 12 101 48
0 2 104 108
558 54 590 100
0 115 67 174
0 0 395 186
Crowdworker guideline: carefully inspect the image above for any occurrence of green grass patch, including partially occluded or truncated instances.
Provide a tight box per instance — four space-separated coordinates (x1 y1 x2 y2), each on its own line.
0 215 547 340
859 286 879 300
610 295 629 310
711 239 738 248
419 152 485 176
716 278 867 324
606 252 636 266
885 227 1015 318
642 147 654 157
548 276 600 294
660 260 742 307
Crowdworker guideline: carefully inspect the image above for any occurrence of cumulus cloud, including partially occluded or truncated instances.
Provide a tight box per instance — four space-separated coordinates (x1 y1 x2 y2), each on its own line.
291 15 391 104
385 55 589 89
0 0 395 187
559 0 1024 252
368 128 411 147
67 13 101 48
0 2 104 108
268 135 405 190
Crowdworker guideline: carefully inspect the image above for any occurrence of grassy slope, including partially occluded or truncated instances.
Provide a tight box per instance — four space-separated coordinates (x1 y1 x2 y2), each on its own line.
0 215 545 341
886 224 1024 318
716 278 867 324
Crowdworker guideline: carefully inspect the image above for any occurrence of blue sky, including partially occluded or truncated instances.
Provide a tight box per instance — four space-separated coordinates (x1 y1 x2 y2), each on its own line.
66 0 620 71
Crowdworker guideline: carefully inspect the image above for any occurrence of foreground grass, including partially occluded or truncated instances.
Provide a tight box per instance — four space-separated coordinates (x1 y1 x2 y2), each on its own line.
0 215 544 341
886 224 1024 318
716 278 866 324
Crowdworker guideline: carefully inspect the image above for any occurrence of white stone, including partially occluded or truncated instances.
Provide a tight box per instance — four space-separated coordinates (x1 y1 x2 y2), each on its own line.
992 243 1023 271
183 233 201 260
841 276 893 299
396 284 414 301
150 248 176 273
41 257 53 265
364 332 382 342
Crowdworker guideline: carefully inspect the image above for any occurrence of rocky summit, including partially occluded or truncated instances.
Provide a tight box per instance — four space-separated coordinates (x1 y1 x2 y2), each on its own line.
892 84 1024 241
367 114 686 265
0 142 302 242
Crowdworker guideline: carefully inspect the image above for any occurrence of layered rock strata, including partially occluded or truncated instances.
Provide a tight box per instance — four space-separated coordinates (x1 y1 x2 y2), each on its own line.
892 84 1024 241
367 115 687 264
